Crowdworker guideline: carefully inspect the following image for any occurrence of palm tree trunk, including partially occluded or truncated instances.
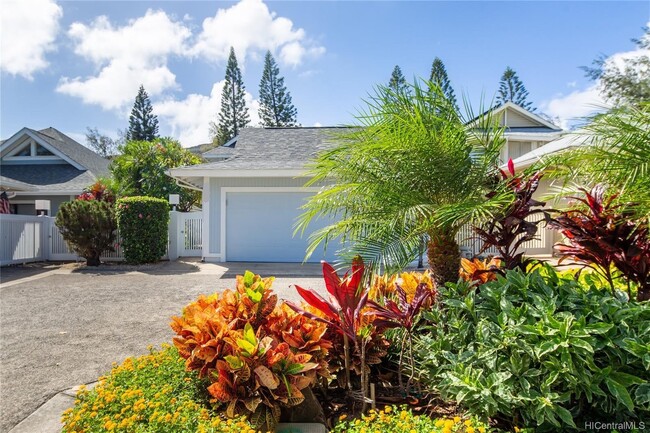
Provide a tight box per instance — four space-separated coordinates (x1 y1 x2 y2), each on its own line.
427 229 460 285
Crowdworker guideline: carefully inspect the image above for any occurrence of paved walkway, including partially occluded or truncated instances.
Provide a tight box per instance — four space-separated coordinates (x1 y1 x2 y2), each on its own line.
0 259 326 433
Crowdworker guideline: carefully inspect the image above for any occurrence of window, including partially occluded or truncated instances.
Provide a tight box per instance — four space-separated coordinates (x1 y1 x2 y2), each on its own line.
14 146 31 156
35 144 54 156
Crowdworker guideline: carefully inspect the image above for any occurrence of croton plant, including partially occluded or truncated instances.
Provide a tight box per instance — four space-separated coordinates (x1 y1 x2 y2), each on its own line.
170 272 331 430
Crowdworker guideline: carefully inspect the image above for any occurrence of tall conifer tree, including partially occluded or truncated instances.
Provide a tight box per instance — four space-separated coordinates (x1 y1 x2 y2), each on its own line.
497 66 535 111
214 47 250 145
388 65 408 94
429 57 458 109
258 51 298 127
127 85 159 142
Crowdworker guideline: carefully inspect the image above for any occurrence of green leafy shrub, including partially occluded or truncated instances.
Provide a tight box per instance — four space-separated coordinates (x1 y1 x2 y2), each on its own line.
414 266 650 431
61 345 257 433
331 405 493 433
55 199 117 266
116 196 169 264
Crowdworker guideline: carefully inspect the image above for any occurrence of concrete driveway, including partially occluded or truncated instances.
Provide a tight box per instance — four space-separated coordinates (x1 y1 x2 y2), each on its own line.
0 260 327 433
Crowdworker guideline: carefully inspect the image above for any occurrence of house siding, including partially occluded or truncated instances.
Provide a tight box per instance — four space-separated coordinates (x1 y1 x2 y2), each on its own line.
9 194 73 216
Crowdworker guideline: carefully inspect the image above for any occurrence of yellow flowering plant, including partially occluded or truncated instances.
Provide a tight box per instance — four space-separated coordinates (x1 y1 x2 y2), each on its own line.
61 345 259 433
331 405 493 433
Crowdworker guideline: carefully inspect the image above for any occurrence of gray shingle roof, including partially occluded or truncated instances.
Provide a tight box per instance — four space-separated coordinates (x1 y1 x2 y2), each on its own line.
1 127 110 192
1 165 98 192
33 128 110 176
174 127 349 171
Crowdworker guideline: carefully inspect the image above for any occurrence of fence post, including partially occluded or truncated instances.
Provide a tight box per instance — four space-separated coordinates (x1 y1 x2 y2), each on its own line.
168 211 180 261
41 216 52 261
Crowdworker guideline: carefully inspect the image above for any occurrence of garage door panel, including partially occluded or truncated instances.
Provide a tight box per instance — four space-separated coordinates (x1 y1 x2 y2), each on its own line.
225 192 338 263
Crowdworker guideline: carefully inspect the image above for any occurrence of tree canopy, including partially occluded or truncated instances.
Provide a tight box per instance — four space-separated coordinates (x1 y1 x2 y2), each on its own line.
212 47 250 145
127 85 159 142
110 138 202 211
259 51 298 127
497 66 535 111
429 57 458 109
85 127 118 157
583 26 650 106
388 65 408 95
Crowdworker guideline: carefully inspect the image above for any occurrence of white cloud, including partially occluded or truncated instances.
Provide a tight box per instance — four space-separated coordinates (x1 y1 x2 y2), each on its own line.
191 0 324 66
155 82 260 147
313 122 322 127
56 10 191 110
540 85 607 129
0 0 62 79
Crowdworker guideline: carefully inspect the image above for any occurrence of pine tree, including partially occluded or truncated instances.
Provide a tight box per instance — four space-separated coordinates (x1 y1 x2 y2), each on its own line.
429 57 458 109
258 51 298 127
388 65 408 94
214 47 250 145
127 85 159 141
497 67 535 111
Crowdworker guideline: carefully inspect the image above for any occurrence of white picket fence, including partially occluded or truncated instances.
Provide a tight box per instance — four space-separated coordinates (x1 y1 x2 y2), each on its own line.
0 211 202 266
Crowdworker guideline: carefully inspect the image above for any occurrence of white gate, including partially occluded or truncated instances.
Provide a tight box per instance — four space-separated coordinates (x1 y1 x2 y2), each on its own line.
179 211 202 257
0 215 46 265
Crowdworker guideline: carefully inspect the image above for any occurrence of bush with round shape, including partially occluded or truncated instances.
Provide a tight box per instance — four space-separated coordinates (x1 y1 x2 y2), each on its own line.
55 199 116 266
61 345 257 433
116 196 169 264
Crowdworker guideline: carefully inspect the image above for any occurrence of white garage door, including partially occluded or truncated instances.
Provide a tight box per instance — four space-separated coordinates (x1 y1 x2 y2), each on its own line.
225 191 339 263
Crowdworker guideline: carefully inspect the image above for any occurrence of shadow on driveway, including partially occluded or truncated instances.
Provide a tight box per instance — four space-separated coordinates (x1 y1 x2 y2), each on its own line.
0 262 64 285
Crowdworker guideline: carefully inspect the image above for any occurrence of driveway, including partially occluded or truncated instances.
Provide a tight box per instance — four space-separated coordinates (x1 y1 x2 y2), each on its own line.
0 260 327 433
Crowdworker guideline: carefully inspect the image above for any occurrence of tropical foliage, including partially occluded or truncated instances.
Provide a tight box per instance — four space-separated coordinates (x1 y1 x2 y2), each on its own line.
171 271 329 431
458 257 501 287
116 196 169 264
549 185 650 301
297 78 508 283
473 159 548 271
110 138 202 211
414 266 650 431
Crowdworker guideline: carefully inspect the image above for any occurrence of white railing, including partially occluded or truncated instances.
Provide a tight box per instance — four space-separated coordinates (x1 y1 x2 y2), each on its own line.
0 214 47 265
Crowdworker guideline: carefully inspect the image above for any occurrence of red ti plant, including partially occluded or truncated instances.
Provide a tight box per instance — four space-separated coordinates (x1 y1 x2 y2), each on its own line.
367 282 435 392
77 180 115 203
549 185 650 301
286 257 370 392
474 159 548 271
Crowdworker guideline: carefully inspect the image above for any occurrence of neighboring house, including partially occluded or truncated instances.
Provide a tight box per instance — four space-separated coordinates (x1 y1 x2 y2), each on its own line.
170 103 565 263
0 127 110 215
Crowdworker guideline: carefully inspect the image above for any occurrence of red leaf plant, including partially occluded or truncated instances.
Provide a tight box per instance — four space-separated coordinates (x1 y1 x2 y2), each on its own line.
549 185 650 301
286 258 388 396
367 282 436 393
474 159 548 271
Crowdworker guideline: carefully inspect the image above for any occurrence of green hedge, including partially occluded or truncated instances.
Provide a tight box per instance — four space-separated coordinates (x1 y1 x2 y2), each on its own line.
116 196 169 264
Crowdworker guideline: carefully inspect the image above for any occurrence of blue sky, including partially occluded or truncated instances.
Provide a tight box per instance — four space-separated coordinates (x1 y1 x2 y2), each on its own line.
1 0 649 147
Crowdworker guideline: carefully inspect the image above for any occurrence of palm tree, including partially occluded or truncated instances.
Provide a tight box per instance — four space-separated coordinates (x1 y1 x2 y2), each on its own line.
297 79 510 284
550 102 650 219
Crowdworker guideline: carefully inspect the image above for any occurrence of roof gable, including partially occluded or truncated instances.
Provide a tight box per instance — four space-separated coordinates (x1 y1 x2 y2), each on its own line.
491 102 561 131
0 127 109 175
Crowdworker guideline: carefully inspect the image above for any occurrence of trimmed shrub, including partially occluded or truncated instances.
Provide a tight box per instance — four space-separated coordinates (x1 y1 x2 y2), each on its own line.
55 200 116 266
331 406 493 433
414 265 650 431
60 345 257 433
116 196 169 264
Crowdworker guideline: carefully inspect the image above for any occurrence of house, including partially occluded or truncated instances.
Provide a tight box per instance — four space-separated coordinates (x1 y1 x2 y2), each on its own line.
169 103 565 263
0 127 109 215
